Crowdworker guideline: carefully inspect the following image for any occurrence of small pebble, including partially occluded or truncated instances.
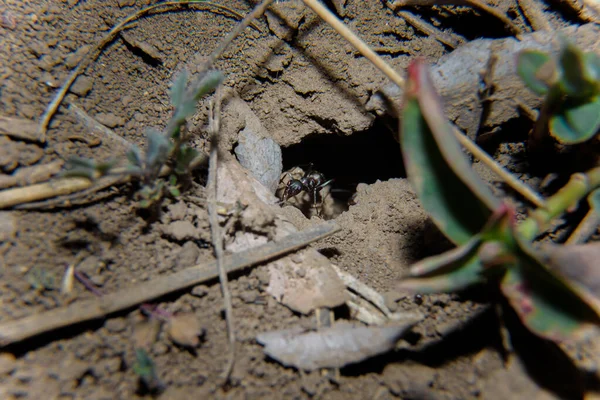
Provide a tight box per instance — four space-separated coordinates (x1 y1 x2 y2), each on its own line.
104 317 128 333
0 353 16 375
191 285 208 298
70 75 93 96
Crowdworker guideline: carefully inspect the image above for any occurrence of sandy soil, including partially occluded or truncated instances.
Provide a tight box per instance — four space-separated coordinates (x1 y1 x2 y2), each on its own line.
1 0 599 399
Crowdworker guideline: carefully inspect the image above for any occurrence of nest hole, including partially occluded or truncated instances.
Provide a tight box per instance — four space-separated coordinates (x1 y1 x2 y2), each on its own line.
280 117 406 217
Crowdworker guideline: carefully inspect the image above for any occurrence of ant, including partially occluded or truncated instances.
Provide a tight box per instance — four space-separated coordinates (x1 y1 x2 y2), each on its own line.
278 165 334 217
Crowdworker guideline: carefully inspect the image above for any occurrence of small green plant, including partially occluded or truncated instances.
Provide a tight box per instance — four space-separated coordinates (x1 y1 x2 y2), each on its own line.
132 348 163 393
65 70 223 208
518 40 600 144
397 59 600 342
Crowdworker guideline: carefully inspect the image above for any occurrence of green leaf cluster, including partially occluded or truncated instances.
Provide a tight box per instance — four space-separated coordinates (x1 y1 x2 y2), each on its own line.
398 60 600 342
63 69 223 208
518 41 600 144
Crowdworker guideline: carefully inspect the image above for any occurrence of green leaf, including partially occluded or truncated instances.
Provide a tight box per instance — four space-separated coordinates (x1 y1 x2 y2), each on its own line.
173 70 224 124
168 175 181 197
192 70 224 101
558 41 598 98
145 128 172 170
588 187 600 211
63 157 116 179
132 348 162 392
500 237 600 342
400 60 501 245
174 145 200 175
397 235 486 294
549 95 600 144
127 144 143 168
397 205 515 294
517 50 553 96
170 70 188 108
169 186 181 197
96 160 117 175
584 52 600 85
66 157 97 170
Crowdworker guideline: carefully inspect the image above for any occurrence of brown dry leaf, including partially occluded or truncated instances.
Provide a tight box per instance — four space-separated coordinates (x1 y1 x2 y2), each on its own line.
266 249 348 314
166 313 204 348
256 319 421 370
542 242 600 307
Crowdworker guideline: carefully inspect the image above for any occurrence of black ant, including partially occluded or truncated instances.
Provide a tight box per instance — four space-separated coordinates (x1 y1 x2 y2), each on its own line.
278 165 334 217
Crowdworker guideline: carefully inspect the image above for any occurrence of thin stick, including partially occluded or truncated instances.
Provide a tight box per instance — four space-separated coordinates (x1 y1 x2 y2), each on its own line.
300 0 545 208
0 177 96 209
199 0 274 75
565 208 600 244
516 0 552 32
206 87 237 382
387 0 522 35
396 10 463 49
38 1 260 140
0 149 208 210
452 126 545 208
0 221 340 347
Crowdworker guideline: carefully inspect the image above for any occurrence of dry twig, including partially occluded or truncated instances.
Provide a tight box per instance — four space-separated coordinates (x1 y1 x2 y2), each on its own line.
206 86 238 382
387 0 522 35
0 221 340 347
516 0 552 31
566 209 600 244
301 0 545 209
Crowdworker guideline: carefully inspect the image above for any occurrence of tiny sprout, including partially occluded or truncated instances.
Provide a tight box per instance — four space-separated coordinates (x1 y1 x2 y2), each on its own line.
132 348 163 393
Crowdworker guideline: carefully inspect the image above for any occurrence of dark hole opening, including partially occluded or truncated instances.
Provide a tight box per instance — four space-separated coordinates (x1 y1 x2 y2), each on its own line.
281 117 406 210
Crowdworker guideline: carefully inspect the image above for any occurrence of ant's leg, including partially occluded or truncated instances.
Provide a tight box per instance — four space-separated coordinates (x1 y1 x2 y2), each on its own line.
313 188 324 218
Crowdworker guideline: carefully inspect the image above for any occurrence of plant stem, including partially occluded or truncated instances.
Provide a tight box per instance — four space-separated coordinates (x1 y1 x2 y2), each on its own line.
518 166 600 240
206 87 238 383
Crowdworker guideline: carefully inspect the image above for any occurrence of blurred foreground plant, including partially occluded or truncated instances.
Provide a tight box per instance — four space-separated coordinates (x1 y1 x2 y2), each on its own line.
518 40 600 145
397 59 600 342
64 70 223 208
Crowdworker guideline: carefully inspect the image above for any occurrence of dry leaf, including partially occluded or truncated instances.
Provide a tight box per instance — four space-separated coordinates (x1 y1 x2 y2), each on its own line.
167 313 204 348
543 242 600 304
256 319 421 370
266 249 348 314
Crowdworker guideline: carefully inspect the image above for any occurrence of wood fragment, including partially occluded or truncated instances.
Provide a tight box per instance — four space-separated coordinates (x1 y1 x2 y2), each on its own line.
0 150 208 209
0 177 95 208
0 115 43 143
0 221 340 347
0 160 64 190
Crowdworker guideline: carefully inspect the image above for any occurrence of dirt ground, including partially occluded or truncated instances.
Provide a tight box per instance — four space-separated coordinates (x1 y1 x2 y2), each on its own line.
1 0 599 399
